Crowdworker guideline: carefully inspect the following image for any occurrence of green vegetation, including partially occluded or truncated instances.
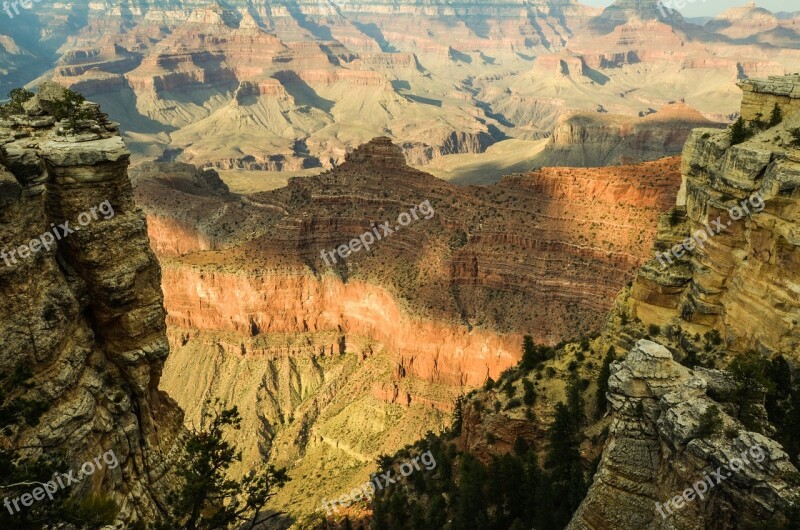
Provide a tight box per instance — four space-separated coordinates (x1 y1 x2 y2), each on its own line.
695 405 722 438
52 87 94 134
523 379 536 406
730 117 752 145
0 88 33 117
727 353 774 431
370 335 590 530
521 335 552 371
595 347 616 417
790 127 800 147
151 401 287 530
769 103 783 127
371 400 589 530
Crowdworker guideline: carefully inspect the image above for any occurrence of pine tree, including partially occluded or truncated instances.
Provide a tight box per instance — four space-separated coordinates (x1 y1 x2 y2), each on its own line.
730 117 750 145
521 335 537 370
769 102 783 126
728 354 774 431
566 374 585 429
153 401 287 530
596 347 616 417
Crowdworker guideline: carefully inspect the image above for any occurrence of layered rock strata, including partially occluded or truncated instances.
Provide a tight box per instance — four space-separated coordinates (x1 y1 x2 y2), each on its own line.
0 83 183 524
131 137 681 518
535 103 724 167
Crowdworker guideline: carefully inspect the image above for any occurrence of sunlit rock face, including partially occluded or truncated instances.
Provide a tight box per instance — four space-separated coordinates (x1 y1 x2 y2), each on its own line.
130 135 680 519
631 74 800 358
0 83 184 525
4 0 798 173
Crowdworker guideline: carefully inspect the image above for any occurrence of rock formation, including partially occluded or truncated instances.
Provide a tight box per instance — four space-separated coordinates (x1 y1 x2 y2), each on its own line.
568 340 800 530
363 73 800 530
534 103 724 167
0 82 183 524
631 74 800 358
567 72 800 530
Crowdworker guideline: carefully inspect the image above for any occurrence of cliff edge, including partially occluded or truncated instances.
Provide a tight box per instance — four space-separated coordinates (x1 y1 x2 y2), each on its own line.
0 82 183 524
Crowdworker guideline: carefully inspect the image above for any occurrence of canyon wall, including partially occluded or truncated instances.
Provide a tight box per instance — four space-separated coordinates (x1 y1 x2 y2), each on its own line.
631 73 800 358
5 0 797 175
534 103 725 167
0 83 183 524
132 135 681 520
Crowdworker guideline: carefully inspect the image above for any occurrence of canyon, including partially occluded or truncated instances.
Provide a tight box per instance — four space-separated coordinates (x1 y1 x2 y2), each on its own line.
443 73 800 530
1 0 798 179
0 2 799 529
129 134 681 521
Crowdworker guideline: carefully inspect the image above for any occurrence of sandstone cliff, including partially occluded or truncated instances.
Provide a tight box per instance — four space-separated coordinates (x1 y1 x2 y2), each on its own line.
569 73 800 530
0 83 183 524
630 73 800 358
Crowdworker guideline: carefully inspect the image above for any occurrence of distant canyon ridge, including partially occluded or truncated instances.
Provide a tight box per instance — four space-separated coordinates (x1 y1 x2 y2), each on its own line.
1 0 798 179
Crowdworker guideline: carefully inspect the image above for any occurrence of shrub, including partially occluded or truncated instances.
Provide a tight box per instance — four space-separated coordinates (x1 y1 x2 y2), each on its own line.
648 324 661 337
724 426 739 440
505 398 522 410
695 405 723 438
52 87 94 134
790 127 800 147
567 361 578 372
152 401 287 529
0 88 33 117
523 380 536 406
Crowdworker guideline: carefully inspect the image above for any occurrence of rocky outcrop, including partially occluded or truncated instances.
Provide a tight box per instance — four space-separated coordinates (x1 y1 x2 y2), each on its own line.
739 74 800 123
0 83 183 524
631 75 800 357
568 340 800 530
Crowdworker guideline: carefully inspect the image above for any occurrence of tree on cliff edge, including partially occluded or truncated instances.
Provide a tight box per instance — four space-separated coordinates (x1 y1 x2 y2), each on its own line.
730 117 751 145
152 400 287 530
